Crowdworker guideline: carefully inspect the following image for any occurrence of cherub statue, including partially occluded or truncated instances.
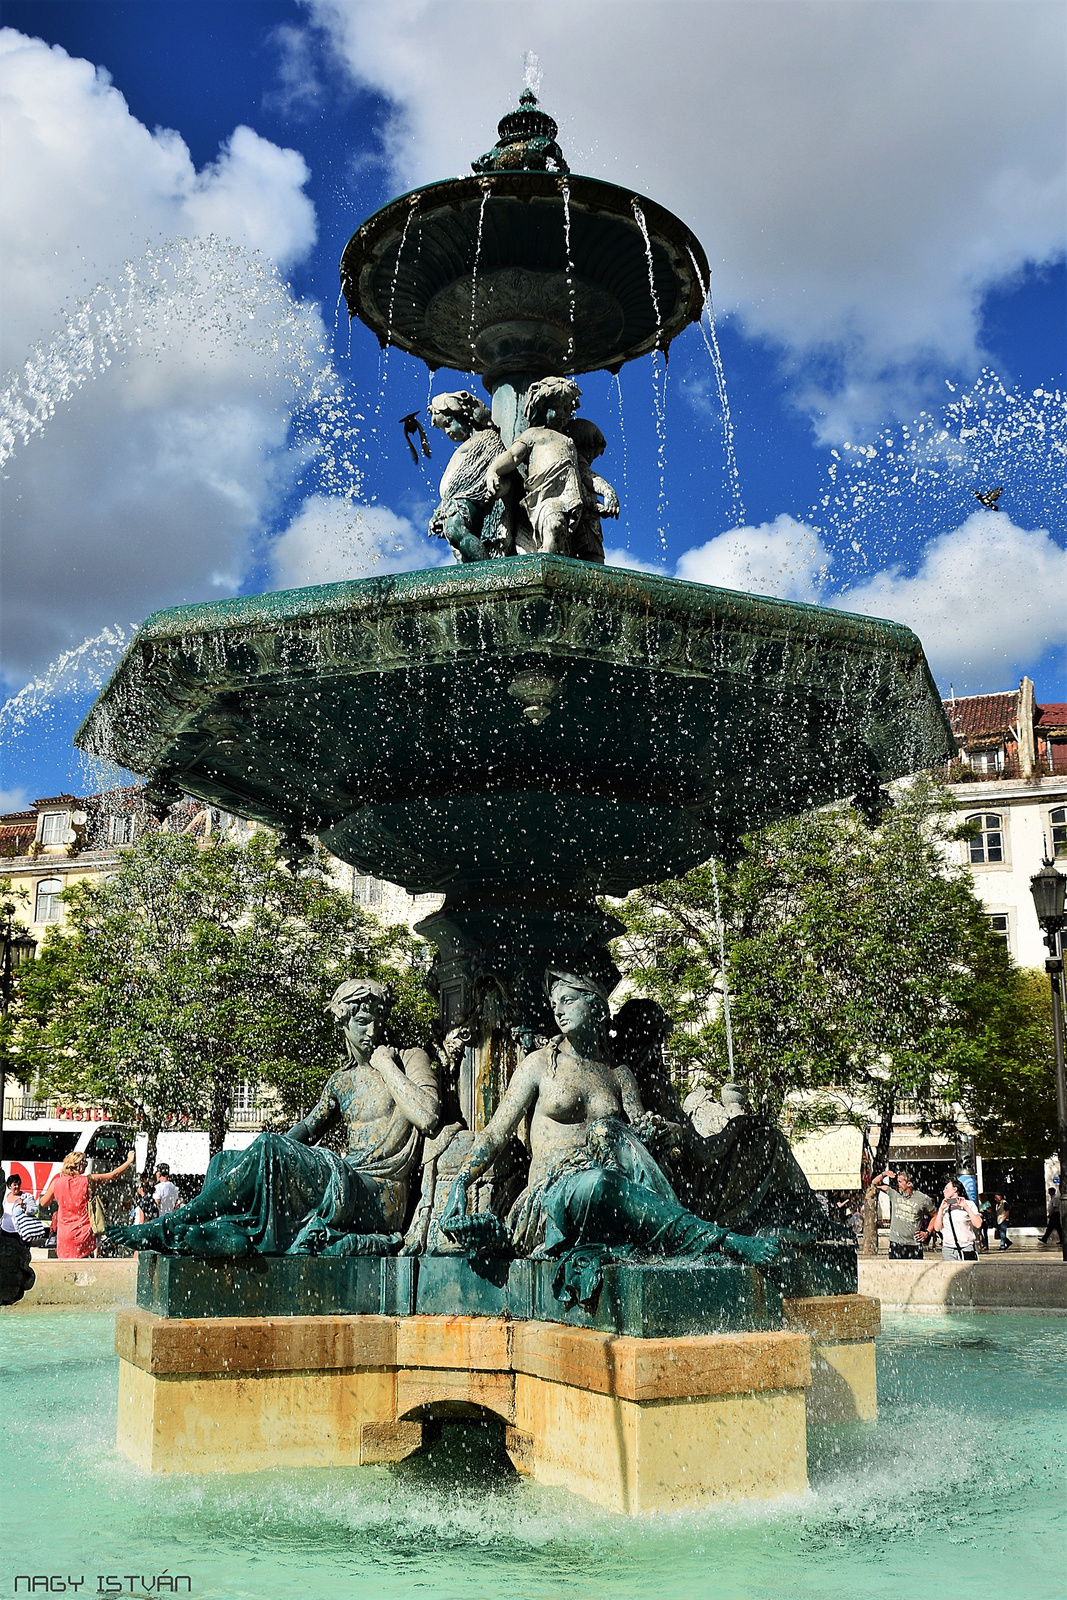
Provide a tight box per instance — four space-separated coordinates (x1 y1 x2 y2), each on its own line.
428 391 510 562
567 417 618 564
486 377 586 556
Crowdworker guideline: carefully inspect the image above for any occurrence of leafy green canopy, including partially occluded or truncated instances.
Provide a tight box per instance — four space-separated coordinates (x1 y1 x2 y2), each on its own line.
10 830 436 1153
611 777 1057 1161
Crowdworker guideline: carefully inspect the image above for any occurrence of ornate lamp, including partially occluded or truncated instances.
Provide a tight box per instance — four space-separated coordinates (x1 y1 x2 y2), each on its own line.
1030 859 1067 933
1029 859 1067 1262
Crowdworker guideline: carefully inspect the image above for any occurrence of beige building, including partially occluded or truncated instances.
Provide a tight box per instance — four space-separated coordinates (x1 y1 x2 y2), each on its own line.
943 678 1067 967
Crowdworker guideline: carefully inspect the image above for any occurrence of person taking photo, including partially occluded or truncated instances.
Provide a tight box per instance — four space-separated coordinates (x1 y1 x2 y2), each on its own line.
929 1176 983 1261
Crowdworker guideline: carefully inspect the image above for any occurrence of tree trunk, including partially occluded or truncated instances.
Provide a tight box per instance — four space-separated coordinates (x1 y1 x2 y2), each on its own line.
862 1185 880 1255
142 1124 159 1182
861 1093 897 1256
208 1064 232 1159
872 1091 896 1175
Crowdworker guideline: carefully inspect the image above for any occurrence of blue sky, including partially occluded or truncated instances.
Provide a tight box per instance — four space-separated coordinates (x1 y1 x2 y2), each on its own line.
1 0 1065 806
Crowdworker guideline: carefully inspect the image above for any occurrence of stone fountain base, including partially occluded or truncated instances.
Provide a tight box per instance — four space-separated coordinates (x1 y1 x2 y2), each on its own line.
113 1289 878 1511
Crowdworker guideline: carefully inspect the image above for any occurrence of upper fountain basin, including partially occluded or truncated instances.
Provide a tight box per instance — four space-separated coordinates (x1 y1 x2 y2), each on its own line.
75 558 954 897
340 173 709 381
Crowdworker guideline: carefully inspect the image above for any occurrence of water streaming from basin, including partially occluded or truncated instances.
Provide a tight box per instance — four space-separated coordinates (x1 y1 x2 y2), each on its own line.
686 245 746 526
632 201 669 549
2 1311 1063 1600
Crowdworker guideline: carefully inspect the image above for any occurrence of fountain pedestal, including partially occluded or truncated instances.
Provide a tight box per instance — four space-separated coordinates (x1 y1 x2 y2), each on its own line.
114 1297 878 1509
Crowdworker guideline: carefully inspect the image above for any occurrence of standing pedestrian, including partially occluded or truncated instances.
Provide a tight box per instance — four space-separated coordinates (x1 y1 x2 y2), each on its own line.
39 1149 134 1259
977 1192 994 1251
994 1193 1012 1251
928 1177 982 1261
129 1180 158 1227
1039 1187 1063 1246
153 1164 180 1216
868 1168 936 1260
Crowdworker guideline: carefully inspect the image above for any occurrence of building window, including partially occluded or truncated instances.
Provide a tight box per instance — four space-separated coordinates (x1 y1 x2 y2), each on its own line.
108 814 135 845
353 875 384 907
967 813 1004 864
1050 807 1067 860
34 878 63 922
988 913 1011 952
966 748 1003 775
232 1080 259 1117
39 811 69 845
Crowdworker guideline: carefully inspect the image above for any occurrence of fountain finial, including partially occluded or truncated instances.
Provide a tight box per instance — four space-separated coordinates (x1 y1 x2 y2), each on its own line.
472 89 569 175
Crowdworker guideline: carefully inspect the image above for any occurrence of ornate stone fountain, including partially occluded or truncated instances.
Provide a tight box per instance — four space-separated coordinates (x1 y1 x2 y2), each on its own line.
78 93 953 1511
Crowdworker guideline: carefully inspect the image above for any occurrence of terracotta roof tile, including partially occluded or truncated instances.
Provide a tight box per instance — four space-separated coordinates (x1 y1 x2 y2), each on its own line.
1036 703 1067 731
941 692 1017 744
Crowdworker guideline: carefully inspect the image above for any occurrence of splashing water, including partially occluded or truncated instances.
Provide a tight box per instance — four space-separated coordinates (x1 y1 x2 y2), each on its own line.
560 179 577 365
4 1312 1064 1600
469 184 491 364
686 245 746 526
523 50 542 96
812 369 1066 582
376 200 419 420
631 201 669 548
0 626 130 740
710 857 735 1078
1 626 135 797
613 372 631 536
0 236 364 510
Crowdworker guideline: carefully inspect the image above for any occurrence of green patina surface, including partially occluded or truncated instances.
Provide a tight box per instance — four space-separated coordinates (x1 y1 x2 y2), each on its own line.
76 557 954 896
136 1250 793 1336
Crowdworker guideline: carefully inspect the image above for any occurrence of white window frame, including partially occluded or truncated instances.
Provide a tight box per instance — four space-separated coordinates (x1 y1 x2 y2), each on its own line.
986 910 1013 954
965 811 1009 868
38 811 69 846
108 814 135 845
34 877 63 923
1048 805 1067 862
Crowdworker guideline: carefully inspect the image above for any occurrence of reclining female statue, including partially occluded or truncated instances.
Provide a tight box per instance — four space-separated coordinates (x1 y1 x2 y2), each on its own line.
108 978 439 1258
440 970 779 1283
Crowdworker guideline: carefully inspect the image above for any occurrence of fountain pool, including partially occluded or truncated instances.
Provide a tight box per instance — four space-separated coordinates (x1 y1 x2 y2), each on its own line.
2 1311 1064 1600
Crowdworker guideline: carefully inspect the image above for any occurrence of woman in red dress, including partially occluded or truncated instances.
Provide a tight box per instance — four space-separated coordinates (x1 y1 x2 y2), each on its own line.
40 1148 134 1259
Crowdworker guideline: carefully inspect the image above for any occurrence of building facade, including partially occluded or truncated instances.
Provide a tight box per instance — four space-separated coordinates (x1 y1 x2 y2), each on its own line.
943 678 1067 968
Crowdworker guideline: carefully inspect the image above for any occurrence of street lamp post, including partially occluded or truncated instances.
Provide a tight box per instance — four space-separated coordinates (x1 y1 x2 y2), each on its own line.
1029 860 1067 1264
0 900 38 1165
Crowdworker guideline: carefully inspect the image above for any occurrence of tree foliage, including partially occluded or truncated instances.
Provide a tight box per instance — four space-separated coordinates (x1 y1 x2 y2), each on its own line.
11 830 436 1159
611 777 1057 1165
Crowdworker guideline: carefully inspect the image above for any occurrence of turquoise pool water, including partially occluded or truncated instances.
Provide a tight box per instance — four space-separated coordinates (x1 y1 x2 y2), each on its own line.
1 1311 1064 1600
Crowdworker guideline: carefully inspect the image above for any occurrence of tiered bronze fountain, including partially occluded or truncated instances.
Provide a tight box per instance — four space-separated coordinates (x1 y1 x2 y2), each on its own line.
79 94 953 1511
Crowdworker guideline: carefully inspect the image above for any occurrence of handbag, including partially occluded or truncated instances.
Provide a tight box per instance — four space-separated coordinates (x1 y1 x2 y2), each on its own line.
87 1186 107 1236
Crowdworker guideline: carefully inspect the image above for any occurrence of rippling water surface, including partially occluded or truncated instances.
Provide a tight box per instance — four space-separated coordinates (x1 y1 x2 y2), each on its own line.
1 1311 1064 1600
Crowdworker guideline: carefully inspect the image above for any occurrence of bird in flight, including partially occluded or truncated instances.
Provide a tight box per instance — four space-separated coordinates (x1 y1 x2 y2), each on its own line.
973 487 1003 511
400 412 432 464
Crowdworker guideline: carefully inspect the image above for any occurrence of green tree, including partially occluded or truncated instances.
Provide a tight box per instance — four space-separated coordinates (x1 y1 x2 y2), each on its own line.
11 830 436 1166
611 777 1053 1175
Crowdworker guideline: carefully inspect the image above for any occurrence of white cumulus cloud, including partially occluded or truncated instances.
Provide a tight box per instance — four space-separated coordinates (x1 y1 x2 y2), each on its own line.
272 495 448 588
0 29 325 686
835 512 1067 693
675 515 830 602
310 0 1065 435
